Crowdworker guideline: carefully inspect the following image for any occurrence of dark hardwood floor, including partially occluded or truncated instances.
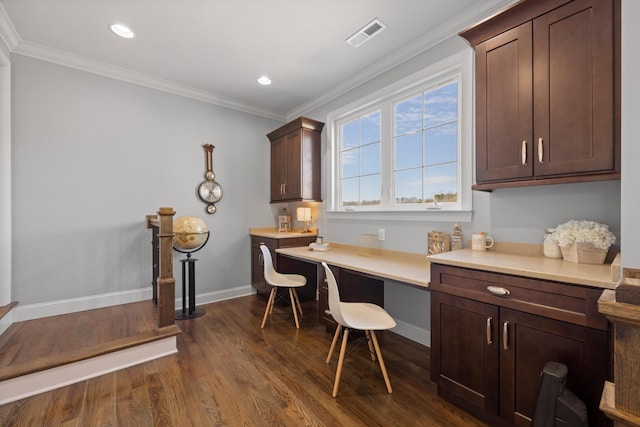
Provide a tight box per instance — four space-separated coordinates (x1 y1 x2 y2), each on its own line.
0 295 488 426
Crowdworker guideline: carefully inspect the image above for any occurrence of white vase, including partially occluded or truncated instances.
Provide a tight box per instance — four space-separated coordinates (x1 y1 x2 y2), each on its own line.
543 229 562 258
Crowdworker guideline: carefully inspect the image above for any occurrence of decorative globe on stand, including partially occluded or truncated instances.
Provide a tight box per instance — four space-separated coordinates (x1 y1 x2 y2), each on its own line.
173 216 209 254
172 216 210 320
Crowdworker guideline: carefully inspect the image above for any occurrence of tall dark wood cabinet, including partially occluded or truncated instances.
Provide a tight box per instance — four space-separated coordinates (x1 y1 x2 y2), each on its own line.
267 117 324 203
430 263 610 427
460 0 620 190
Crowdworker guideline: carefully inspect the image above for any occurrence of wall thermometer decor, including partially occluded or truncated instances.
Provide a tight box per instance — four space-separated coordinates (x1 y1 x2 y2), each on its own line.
197 144 223 214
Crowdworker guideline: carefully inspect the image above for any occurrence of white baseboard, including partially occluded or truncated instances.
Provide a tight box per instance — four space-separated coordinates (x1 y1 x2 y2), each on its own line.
0 313 11 335
0 336 177 405
176 285 255 308
13 285 256 322
13 287 153 322
391 318 431 348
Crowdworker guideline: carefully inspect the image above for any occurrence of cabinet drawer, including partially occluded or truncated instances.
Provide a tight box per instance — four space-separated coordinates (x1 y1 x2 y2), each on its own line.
251 236 278 252
278 236 316 248
430 264 607 331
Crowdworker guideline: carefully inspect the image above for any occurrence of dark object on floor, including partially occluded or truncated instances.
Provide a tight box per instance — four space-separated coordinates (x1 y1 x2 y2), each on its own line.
532 361 588 427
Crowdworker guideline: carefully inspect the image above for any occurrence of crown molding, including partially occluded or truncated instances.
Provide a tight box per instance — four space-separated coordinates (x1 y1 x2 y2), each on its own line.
0 4 18 54
13 40 286 121
287 0 518 120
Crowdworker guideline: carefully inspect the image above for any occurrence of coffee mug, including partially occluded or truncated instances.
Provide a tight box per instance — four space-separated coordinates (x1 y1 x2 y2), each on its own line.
471 233 494 251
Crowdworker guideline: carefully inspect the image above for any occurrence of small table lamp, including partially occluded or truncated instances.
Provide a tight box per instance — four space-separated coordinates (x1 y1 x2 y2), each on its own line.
296 207 312 233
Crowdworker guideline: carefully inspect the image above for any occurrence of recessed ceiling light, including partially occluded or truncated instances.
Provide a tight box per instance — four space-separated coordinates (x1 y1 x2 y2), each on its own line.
110 23 135 39
257 76 272 86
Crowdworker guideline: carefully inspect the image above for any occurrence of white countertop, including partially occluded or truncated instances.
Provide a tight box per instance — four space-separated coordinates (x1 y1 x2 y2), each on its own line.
270 237 617 290
249 227 317 239
276 243 430 289
428 246 617 290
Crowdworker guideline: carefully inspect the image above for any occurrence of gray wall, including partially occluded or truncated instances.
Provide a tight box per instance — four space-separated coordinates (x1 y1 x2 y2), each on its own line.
11 55 281 309
621 0 640 268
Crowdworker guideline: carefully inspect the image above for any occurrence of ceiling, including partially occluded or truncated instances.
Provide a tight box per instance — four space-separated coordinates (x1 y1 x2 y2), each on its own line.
0 0 515 121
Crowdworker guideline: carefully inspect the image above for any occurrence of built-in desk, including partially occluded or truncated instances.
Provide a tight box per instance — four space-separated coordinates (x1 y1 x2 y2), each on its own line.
276 243 430 288
276 244 430 330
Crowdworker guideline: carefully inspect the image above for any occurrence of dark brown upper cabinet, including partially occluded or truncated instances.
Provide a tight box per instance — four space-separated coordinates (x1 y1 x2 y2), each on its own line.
267 117 324 203
460 0 620 191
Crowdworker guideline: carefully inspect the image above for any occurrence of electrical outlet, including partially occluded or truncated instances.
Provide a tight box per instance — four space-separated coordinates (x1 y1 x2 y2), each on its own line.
378 228 385 241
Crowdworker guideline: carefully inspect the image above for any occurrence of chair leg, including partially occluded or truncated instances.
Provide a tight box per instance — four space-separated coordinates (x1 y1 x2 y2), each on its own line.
289 288 300 328
332 327 350 397
261 287 276 328
370 330 392 393
365 330 376 361
292 288 303 315
326 324 342 363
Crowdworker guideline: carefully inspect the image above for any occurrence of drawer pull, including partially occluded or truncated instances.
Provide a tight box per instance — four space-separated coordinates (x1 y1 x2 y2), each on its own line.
487 286 511 296
486 317 493 345
503 321 509 351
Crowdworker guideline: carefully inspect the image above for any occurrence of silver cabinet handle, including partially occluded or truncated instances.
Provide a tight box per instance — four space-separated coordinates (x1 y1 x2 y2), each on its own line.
503 321 509 351
538 137 544 163
486 317 493 345
487 286 511 297
282 183 286 195
521 140 527 165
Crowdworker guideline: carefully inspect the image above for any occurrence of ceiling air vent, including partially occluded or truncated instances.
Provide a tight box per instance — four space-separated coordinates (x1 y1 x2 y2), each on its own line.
346 18 387 48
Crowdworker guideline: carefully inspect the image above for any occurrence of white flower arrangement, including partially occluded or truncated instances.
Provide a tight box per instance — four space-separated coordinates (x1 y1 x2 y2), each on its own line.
550 220 616 250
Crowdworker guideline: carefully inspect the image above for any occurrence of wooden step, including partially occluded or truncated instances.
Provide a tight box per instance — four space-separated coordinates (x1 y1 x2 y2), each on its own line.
0 300 180 404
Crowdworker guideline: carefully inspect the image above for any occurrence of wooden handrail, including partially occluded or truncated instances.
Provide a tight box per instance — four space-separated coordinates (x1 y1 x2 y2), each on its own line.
146 214 159 228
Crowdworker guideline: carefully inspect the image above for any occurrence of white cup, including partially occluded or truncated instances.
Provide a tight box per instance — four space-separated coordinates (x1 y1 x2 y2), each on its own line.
471 233 494 251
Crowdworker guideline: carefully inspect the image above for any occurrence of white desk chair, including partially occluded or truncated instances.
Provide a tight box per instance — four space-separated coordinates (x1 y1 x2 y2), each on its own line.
260 244 306 329
321 262 397 397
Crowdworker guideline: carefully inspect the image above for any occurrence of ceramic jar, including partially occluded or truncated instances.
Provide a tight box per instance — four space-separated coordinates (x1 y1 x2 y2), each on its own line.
543 229 562 258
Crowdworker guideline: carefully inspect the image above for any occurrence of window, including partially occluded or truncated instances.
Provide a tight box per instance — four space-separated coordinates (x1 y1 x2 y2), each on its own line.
340 111 381 206
328 50 472 221
394 80 458 206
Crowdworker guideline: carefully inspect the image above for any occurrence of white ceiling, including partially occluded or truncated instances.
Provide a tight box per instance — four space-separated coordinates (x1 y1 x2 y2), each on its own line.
0 0 515 121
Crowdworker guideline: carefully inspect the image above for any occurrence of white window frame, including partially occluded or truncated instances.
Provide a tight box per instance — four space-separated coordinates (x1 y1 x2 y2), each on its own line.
326 49 473 223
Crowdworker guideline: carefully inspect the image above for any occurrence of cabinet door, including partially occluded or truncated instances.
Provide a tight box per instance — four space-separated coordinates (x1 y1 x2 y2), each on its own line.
500 308 609 427
533 0 615 177
283 129 302 199
475 22 533 183
431 292 500 416
270 130 302 202
270 136 287 202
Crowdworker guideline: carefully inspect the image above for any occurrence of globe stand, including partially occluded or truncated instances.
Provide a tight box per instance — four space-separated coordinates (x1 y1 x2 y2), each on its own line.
174 231 209 320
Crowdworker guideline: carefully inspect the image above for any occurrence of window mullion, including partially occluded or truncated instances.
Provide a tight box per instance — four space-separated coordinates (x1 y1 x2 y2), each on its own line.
379 104 392 208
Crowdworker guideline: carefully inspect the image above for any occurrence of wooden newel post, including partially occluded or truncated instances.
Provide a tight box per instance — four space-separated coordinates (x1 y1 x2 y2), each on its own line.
157 207 176 328
598 277 640 427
